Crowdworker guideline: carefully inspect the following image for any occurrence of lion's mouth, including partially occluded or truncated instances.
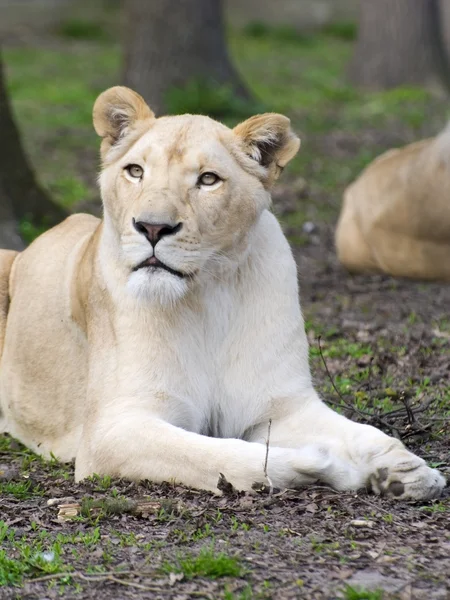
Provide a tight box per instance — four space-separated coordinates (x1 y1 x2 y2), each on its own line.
133 256 186 278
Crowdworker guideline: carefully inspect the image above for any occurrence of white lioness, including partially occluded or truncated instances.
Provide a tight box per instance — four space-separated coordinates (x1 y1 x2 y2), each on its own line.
0 87 445 499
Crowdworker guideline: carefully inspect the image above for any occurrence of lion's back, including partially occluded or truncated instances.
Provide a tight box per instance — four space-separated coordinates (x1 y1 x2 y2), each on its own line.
0 213 100 460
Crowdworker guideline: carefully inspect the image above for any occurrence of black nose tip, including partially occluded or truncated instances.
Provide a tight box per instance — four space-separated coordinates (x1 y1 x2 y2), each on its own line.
132 220 182 247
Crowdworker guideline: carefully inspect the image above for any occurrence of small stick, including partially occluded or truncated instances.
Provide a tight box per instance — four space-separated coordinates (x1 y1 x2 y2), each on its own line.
55 498 183 521
25 570 211 596
318 336 349 408
400 391 415 425
264 418 273 494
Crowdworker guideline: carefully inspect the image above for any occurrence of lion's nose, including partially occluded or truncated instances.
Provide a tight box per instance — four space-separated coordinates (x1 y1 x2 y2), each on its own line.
132 219 182 247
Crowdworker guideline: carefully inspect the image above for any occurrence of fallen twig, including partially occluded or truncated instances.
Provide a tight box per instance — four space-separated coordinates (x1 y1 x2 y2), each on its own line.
263 419 273 494
55 496 184 522
24 570 210 596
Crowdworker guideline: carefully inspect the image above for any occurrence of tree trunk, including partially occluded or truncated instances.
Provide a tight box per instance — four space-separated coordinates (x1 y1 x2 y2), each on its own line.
349 0 450 91
0 179 25 250
123 0 249 115
0 50 67 250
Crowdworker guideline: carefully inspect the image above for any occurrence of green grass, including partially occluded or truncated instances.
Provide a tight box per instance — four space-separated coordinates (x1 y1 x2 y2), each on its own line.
322 21 358 41
0 522 68 586
162 546 244 579
304 319 450 421
0 479 44 500
58 19 112 42
342 586 384 600
166 79 265 119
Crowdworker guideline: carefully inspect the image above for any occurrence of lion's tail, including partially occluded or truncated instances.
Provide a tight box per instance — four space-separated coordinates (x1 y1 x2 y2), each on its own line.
0 250 19 431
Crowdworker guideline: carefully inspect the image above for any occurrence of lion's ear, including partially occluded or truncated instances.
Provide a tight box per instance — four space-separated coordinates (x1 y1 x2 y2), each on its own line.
233 113 300 179
93 86 155 155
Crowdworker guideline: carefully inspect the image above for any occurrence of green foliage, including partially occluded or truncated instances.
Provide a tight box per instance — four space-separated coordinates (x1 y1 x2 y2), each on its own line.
87 473 113 490
418 501 449 513
166 79 264 119
322 21 357 41
19 219 48 245
243 22 314 45
0 551 25 586
224 585 254 600
0 434 14 452
58 19 111 42
310 338 372 360
0 479 44 500
0 522 68 586
163 546 244 579
49 176 90 207
342 586 384 600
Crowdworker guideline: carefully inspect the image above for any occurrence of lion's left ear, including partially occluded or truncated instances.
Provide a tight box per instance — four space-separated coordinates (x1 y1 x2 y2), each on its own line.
233 113 300 181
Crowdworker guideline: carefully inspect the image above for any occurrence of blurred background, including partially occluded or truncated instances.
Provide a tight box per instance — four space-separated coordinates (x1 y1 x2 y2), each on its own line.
1 0 450 423
0 0 450 246
2 0 450 248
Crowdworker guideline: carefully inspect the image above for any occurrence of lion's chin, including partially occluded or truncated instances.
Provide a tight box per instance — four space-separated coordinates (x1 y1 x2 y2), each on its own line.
126 268 189 306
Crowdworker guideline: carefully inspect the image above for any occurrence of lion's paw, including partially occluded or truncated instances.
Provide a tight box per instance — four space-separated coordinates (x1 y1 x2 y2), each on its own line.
369 452 446 500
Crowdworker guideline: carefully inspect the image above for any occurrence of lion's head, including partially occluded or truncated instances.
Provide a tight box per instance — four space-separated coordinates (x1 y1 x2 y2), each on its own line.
93 86 300 305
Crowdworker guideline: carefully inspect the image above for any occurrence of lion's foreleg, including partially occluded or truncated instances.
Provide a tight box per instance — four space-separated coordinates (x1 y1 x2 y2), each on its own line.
75 398 341 492
248 390 446 500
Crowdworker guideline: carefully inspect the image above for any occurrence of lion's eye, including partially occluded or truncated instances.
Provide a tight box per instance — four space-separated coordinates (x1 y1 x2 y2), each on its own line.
125 164 143 179
198 172 220 186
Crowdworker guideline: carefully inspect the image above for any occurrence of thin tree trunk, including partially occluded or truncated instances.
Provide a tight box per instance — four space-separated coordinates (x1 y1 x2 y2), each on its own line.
123 0 249 115
349 0 450 91
0 179 24 250
0 49 67 249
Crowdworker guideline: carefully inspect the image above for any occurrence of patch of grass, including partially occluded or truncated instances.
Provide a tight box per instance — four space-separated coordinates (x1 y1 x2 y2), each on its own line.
0 434 14 452
58 19 111 42
166 79 264 119
310 337 373 360
0 479 44 500
0 522 68 586
322 22 357 41
191 523 214 541
163 546 244 579
342 586 384 600
87 473 113 491
19 220 49 245
224 585 255 600
0 551 26 587
418 501 450 513
49 176 90 207
56 528 101 547
243 22 314 45
344 86 432 130
4 45 116 210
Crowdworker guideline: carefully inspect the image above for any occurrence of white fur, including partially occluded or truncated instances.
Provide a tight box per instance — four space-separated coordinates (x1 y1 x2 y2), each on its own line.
126 268 189 306
82 210 445 499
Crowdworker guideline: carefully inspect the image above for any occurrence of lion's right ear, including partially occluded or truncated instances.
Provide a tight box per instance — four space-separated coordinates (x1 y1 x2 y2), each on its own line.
93 86 155 156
